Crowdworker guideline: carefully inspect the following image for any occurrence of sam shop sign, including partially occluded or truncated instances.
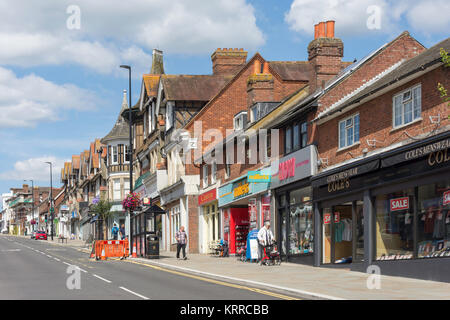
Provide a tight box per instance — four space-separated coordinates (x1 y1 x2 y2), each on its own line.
390 197 409 212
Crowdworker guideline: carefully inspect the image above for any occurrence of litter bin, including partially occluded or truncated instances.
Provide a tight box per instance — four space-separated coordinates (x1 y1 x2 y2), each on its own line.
146 235 159 259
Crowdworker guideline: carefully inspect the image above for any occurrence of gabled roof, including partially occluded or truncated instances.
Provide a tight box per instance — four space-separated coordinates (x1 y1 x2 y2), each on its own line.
315 36 449 122
268 61 310 81
143 75 161 98
72 155 80 170
161 75 232 102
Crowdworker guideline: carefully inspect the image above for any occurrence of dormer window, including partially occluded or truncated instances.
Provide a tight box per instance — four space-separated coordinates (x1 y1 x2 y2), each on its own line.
234 111 247 131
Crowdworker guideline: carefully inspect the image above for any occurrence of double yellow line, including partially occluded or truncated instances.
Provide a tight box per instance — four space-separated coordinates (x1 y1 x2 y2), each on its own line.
125 259 300 300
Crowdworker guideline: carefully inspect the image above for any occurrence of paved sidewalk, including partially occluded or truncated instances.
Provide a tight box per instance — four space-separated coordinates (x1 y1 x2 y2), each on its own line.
131 251 450 300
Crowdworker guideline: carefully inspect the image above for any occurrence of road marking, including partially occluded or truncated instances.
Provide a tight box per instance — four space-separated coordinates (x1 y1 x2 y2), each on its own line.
46 255 52 258
53 258 61 262
119 286 149 300
125 260 299 300
93 274 111 283
1 249 21 252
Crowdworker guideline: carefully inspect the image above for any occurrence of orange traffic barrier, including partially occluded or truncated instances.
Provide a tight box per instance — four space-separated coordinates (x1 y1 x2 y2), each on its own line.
132 242 137 258
89 241 96 259
92 239 129 261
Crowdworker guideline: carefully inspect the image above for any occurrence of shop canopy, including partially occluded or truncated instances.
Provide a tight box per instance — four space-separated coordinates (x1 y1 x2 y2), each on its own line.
141 204 166 215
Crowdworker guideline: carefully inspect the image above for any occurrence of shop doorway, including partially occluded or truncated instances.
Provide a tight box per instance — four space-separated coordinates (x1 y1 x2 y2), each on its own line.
322 200 364 264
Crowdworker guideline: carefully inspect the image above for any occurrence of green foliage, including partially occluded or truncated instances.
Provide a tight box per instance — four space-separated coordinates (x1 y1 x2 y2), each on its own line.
440 48 450 67
438 48 450 119
91 200 113 220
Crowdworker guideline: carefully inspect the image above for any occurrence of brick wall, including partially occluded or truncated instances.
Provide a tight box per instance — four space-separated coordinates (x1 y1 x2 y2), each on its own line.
317 66 449 168
187 195 199 253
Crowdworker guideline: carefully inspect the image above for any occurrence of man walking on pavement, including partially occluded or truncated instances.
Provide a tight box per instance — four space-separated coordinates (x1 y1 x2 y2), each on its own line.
176 226 188 260
257 222 274 265
119 224 126 240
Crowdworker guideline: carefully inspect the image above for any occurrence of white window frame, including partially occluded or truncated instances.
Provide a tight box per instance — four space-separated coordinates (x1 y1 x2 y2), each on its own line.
112 146 118 164
171 205 180 244
124 178 130 197
211 161 217 184
202 165 209 188
113 179 121 201
124 145 130 163
392 84 422 128
338 113 360 150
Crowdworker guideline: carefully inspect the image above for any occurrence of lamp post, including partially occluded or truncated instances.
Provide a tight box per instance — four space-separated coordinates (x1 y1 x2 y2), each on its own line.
120 64 133 249
45 162 54 241
24 179 34 233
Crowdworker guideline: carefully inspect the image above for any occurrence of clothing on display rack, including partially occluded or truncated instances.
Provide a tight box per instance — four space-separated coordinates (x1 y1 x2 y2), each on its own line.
335 218 352 243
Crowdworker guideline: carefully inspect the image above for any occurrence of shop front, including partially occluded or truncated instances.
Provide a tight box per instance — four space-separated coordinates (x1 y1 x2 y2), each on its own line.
198 188 219 254
312 132 450 282
218 167 271 255
270 145 318 264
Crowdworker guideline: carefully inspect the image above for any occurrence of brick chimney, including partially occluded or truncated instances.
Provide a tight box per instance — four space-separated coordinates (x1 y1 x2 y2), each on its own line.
151 49 164 74
308 20 343 92
247 60 274 109
211 48 248 76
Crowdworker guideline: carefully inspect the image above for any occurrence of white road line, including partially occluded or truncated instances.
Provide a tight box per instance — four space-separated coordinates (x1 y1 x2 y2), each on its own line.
93 274 112 283
119 287 149 300
53 258 61 262
46 255 52 258
62 262 71 266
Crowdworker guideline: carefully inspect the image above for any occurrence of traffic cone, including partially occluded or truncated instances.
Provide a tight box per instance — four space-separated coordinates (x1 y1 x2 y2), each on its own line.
132 242 137 258
101 246 106 261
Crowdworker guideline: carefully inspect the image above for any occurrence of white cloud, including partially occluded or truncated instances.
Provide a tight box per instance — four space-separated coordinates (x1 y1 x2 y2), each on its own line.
0 156 68 183
0 0 264 73
0 67 100 127
285 0 449 37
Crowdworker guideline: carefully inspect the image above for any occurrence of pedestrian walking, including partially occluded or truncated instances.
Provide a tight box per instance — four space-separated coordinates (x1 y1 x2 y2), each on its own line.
257 222 274 265
111 223 119 240
176 226 188 260
119 224 126 240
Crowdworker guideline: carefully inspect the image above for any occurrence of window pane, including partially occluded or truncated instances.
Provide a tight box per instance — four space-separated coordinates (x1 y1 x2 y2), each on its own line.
413 87 421 119
339 121 346 148
346 127 353 146
404 101 413 124
354 114 360 142
285 127 292 153
375 188 415 260
293 124 300 150
394 96 402 126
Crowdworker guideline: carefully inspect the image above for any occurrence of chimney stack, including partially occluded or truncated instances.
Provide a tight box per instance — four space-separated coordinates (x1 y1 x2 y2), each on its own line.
308 20 343 92
211 48 248 76
151 49 164 75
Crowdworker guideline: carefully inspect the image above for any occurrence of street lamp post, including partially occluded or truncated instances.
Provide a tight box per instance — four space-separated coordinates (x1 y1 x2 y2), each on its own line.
45 162 54 241
120 64 133 248
24 179 34 233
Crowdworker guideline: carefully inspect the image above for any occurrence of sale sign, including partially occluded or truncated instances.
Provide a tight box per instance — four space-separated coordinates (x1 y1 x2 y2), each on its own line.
334 212 340 223
444 190 450 206
390 197 409 212
324 213 331 225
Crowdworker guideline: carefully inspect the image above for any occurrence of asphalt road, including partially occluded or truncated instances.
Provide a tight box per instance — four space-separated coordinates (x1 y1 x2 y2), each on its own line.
0 235 297 300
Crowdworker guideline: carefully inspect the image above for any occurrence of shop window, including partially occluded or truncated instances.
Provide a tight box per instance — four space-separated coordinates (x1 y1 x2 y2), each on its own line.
375 188 415 260
393 84 421 128
288 187 313 255
417 180 450 258
338 113 359 149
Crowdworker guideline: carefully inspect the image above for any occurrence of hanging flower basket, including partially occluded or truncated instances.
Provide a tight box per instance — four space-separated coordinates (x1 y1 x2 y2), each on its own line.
122 193 141 211
30 219 36 225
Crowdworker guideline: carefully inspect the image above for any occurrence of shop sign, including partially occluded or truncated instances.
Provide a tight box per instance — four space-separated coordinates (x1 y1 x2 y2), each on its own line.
334 212 340 223
247 171 271 183
233 180 250 199
382 137 450 168
390 197 409 212
198 189 217 206
60 205 69 211
270 145 317 189
443 190 450 206
324 213 331 225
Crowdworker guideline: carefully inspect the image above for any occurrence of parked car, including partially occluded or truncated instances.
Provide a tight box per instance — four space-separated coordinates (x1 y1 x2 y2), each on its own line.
35 231 47 240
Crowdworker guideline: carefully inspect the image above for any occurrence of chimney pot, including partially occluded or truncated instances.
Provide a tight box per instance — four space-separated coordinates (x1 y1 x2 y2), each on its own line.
314 24 319 39
318 22 326 38
326 20 335 38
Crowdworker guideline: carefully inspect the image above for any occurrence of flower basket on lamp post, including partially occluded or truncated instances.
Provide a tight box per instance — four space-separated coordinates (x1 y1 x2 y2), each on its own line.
122 193 142 212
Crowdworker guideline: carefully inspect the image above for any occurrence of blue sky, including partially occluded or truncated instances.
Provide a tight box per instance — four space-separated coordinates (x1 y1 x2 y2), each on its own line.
0 0 449 206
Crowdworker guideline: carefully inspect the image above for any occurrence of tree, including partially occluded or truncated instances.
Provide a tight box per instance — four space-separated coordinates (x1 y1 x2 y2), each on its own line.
437 48 450 119
91 200 112 240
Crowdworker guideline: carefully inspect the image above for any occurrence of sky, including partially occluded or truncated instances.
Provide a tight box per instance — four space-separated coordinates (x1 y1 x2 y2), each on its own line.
0 0 449 207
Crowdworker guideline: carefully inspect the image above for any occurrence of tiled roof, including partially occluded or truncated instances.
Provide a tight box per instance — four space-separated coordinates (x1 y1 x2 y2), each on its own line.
268 61 311 81
72 155 80 170
161 75 231 101
143 75 161 98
